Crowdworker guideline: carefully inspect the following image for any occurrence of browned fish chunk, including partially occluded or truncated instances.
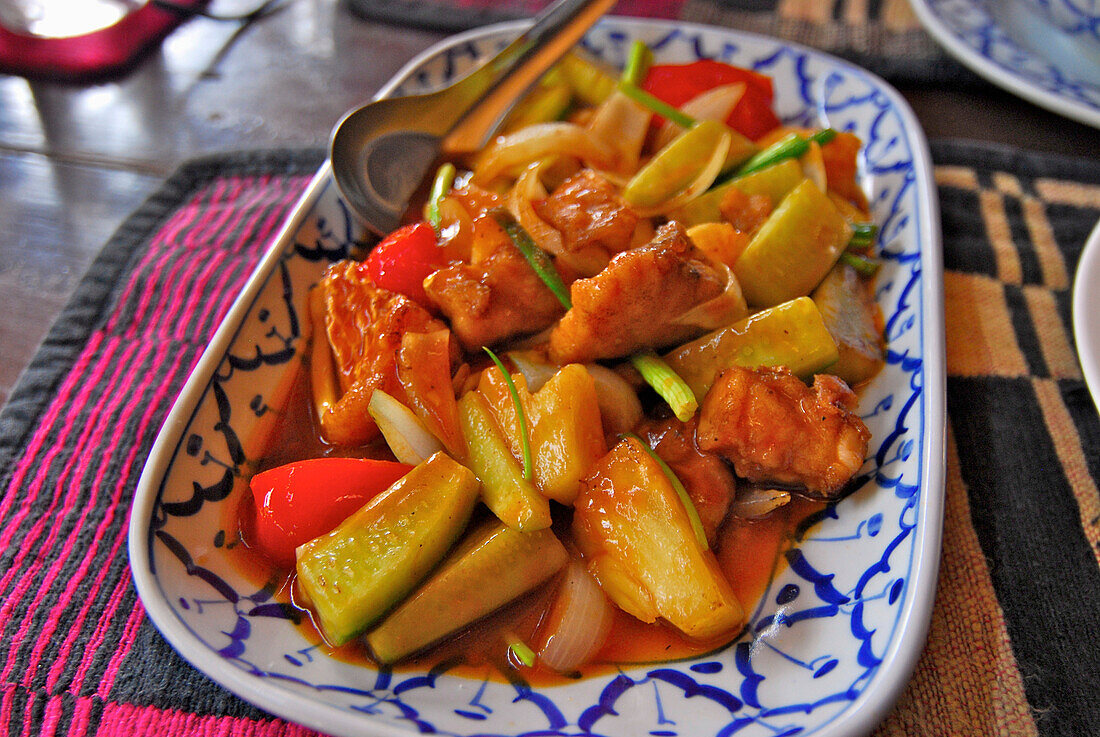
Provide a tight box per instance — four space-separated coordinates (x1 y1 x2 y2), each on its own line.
424 215 565 351
548 221 729 363
315 260 447 445
696 366 870 499
640 416 737 547
534 169 638 256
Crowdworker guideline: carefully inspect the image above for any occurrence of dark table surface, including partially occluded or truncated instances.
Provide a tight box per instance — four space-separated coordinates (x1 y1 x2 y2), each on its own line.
2 0 1100 409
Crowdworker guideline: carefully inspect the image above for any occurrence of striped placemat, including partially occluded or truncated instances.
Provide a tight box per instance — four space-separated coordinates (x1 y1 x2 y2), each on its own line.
0 141 1098 735
345 0 974 87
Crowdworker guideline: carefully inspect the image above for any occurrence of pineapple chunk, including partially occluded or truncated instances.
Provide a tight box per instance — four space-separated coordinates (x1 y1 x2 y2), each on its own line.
478 363 607 505
572 436 744 641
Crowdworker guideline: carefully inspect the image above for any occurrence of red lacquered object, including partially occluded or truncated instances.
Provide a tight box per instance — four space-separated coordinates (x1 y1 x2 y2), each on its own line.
0 0 208 82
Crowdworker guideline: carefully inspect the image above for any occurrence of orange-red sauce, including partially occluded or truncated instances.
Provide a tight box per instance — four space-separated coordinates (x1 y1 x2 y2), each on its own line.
226 362 826 685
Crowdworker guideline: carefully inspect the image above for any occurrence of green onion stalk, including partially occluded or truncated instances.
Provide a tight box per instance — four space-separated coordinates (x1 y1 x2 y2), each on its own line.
483 347 534 481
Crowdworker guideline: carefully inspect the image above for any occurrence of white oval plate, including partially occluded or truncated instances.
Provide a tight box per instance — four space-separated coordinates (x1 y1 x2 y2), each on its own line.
908 0 1100 128
1073 219 1100 409
128 17 946 737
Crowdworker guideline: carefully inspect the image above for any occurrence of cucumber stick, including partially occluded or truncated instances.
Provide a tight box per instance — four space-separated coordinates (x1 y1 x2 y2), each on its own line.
733 178 853 308
366 520 568 663
663 296 839 400
458 391 552 531
295 453 480 646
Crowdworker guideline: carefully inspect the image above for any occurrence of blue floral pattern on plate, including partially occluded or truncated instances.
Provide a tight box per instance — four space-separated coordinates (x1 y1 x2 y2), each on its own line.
129 18 945 737
909 0 1100 128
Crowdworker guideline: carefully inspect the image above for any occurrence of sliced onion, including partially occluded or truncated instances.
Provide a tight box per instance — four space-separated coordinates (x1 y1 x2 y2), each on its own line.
508 160 611 278
586 89 652 178
536 557 615 673
801 139 828 193
473 122 617 186
506 349 559 392
436 196 474 262
670 263 748 331
652 82 746 152
585 363 643 436
508 161 565 257
730 487 791 519
367 388 444 465
506 352 643 436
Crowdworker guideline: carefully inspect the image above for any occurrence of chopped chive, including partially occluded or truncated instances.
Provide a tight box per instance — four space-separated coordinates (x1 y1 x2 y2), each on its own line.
484 347 534 481
507 634 537 668
617 80 696 129
809 128 838 146
839 250 881 277
847 222 877 250
426 162 456 232
735 128 838 177
491 209 573 309
627 433 709 551
629 351 698 422
621 39 652 86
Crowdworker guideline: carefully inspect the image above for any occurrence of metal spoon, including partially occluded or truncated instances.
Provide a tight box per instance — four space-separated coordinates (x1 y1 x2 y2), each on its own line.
329 0 616 236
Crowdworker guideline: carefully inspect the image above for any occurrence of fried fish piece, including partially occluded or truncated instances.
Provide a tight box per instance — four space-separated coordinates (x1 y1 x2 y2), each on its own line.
314 260 447 445
548 222 733 363
696 366 870 499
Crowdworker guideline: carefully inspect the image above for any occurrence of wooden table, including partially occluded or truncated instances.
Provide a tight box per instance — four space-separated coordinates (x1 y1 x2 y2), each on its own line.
2 2 1099 407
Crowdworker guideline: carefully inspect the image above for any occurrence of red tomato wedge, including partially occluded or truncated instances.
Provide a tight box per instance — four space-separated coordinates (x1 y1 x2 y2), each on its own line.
641 60 781 141
249 457 413 567
365 221 447 307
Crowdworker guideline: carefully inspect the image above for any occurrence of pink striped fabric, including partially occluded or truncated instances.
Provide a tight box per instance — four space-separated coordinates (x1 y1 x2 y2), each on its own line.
0 151 324 736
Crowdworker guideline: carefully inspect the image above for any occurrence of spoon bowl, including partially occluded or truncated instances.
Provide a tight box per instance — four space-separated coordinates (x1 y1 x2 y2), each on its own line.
329 0 616 236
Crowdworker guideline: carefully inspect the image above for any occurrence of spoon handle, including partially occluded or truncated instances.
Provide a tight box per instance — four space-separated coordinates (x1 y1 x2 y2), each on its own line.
441 0 617 153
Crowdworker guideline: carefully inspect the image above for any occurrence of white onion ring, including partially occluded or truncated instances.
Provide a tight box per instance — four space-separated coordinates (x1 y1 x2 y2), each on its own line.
537 557 615 673
473 122 616 186
508 161 566 257
367 389 444 465
585 363 643 436
506 349 559 393
586 90 652 178
670 263 748 331
801 140 828 193
730 487 791 519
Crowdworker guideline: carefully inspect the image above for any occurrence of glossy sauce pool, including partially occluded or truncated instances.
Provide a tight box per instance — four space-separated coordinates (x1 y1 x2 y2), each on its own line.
226 362 827 686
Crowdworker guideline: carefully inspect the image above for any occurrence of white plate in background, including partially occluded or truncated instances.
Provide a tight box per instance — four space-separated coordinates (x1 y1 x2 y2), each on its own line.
1074 220 1100 409
909 0 1100 128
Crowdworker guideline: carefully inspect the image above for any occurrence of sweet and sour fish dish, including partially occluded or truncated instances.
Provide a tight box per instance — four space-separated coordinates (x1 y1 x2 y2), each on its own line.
234 41 885 679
